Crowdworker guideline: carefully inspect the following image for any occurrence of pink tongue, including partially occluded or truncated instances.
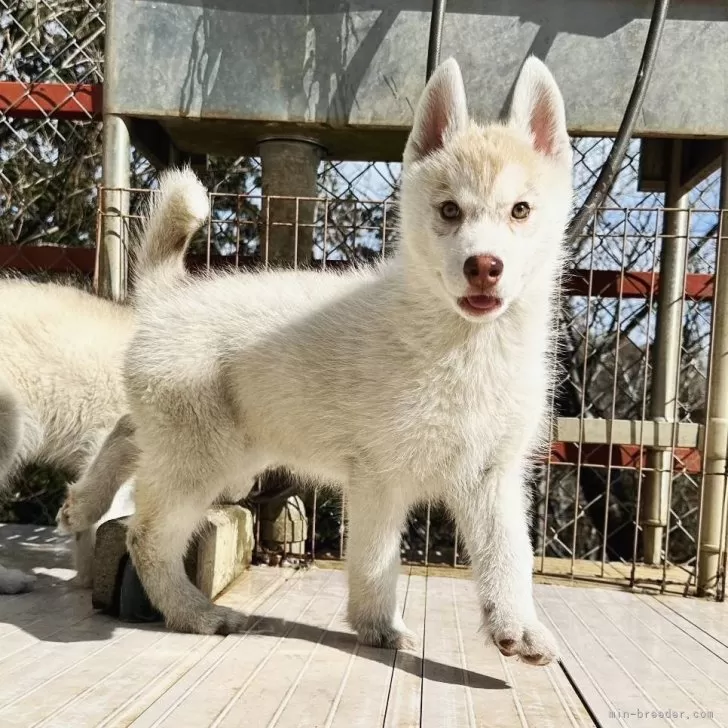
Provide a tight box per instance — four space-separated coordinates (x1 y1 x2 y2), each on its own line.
467 295 497 310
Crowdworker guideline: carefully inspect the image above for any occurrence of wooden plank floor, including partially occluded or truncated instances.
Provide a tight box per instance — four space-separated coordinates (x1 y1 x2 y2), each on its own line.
536 585 728 728
1 525 726 727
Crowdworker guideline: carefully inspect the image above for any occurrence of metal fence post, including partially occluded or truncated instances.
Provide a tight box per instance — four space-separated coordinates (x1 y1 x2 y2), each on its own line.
644 140 689 565
97 114 130 301
698 141 728 596
255 137 323 555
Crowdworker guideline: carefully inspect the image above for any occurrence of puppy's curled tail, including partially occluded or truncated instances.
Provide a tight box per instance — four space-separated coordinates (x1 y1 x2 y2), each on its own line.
134 166 209 288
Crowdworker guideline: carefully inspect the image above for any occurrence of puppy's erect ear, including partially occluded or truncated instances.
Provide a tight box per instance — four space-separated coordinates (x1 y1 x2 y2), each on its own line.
507 57 572 168
403 58 468 168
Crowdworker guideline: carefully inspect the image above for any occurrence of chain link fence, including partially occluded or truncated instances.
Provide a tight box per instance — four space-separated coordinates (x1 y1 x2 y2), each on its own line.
0 0 724 594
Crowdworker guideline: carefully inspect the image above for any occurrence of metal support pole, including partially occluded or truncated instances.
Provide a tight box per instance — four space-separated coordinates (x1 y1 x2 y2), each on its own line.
258 137 323 267
255 137 324 551
644 140 689 565
98 114 130 302
698 140 728 596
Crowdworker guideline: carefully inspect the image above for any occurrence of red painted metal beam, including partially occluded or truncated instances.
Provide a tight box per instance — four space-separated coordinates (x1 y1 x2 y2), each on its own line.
0 82 102 120
0 247 716 303
549 442 702 475
0 245 96 274
565 269 713 302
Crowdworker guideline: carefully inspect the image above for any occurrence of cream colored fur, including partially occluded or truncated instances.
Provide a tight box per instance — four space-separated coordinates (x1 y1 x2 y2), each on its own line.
0 170 214 593
0 281 135 592
122 57 573 666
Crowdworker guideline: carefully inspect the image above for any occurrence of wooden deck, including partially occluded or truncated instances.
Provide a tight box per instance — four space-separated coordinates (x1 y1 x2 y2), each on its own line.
1 524 726 727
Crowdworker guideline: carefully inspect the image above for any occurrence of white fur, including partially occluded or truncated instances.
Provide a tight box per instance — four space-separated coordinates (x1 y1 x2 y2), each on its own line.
0 281 135 591
0 168 210 592
124 57 573 665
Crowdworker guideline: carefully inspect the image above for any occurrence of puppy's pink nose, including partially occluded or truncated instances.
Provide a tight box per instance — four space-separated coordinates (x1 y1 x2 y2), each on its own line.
463 255 503 288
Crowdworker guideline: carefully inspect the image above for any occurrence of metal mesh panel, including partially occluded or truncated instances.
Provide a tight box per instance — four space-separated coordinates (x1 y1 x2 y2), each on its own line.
0 0 104 261
95 168 725 597
1 0 726 597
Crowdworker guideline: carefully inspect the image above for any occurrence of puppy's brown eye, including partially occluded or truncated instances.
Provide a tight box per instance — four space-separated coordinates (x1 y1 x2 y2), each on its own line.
511 202 531 220
439 201 461 221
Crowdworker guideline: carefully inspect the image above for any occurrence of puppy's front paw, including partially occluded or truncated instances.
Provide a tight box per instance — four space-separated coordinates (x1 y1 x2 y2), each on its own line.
57 489 95 534
351 617 418 651
488 613 559 666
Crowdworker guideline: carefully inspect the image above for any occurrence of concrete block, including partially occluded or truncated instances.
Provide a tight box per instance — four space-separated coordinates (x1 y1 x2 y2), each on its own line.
188 506 255 600
260 518 306 544
91 504 255 617
91 517 129 612
259 495 308 554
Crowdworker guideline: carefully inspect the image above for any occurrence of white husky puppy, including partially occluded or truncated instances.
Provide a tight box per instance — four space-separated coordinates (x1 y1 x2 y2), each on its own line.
124 56 572 665
0 281 138 593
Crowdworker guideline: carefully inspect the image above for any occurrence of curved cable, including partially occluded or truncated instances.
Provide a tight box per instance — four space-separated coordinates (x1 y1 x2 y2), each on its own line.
566 0 671 243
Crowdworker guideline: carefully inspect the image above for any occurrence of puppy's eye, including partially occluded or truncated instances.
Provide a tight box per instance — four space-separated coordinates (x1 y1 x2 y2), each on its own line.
439 201 461 221
511 202 531 220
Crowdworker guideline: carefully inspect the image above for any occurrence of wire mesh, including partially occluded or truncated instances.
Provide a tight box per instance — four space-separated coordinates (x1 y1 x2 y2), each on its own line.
0 0 104 262
92 165 726 598
1 0 726 597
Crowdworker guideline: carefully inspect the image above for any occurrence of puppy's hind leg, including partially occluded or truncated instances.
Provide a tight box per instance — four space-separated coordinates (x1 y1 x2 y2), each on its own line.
0 383 36 594
71 529 96 589
56 415 139 588
128 465 255 635
73 481 136 589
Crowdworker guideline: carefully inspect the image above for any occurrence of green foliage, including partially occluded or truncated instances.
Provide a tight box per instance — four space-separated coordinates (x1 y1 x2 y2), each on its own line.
0 464 69 526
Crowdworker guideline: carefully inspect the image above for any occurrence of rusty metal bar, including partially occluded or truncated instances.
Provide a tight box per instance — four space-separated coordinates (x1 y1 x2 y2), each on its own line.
97 115 130 301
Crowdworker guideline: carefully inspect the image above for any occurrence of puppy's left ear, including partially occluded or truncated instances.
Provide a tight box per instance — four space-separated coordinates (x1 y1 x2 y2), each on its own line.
507 57 572 168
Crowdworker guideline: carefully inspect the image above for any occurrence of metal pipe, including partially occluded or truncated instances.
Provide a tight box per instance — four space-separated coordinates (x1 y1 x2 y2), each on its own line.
566 0 670 244
98 114 130 302
248 138 323 531
426 0 448 81
643 140 689 565
698 140 728 596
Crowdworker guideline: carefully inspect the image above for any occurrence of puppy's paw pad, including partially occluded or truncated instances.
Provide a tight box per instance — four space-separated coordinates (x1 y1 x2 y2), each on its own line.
492 620 558 666
357 623 418 651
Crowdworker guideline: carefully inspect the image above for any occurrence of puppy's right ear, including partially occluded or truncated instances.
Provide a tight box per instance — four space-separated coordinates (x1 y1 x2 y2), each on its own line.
507 56 571 168
403 58 468 168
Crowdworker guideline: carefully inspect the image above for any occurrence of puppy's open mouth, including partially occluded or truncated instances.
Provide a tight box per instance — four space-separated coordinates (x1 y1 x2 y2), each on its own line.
457 295 502 316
